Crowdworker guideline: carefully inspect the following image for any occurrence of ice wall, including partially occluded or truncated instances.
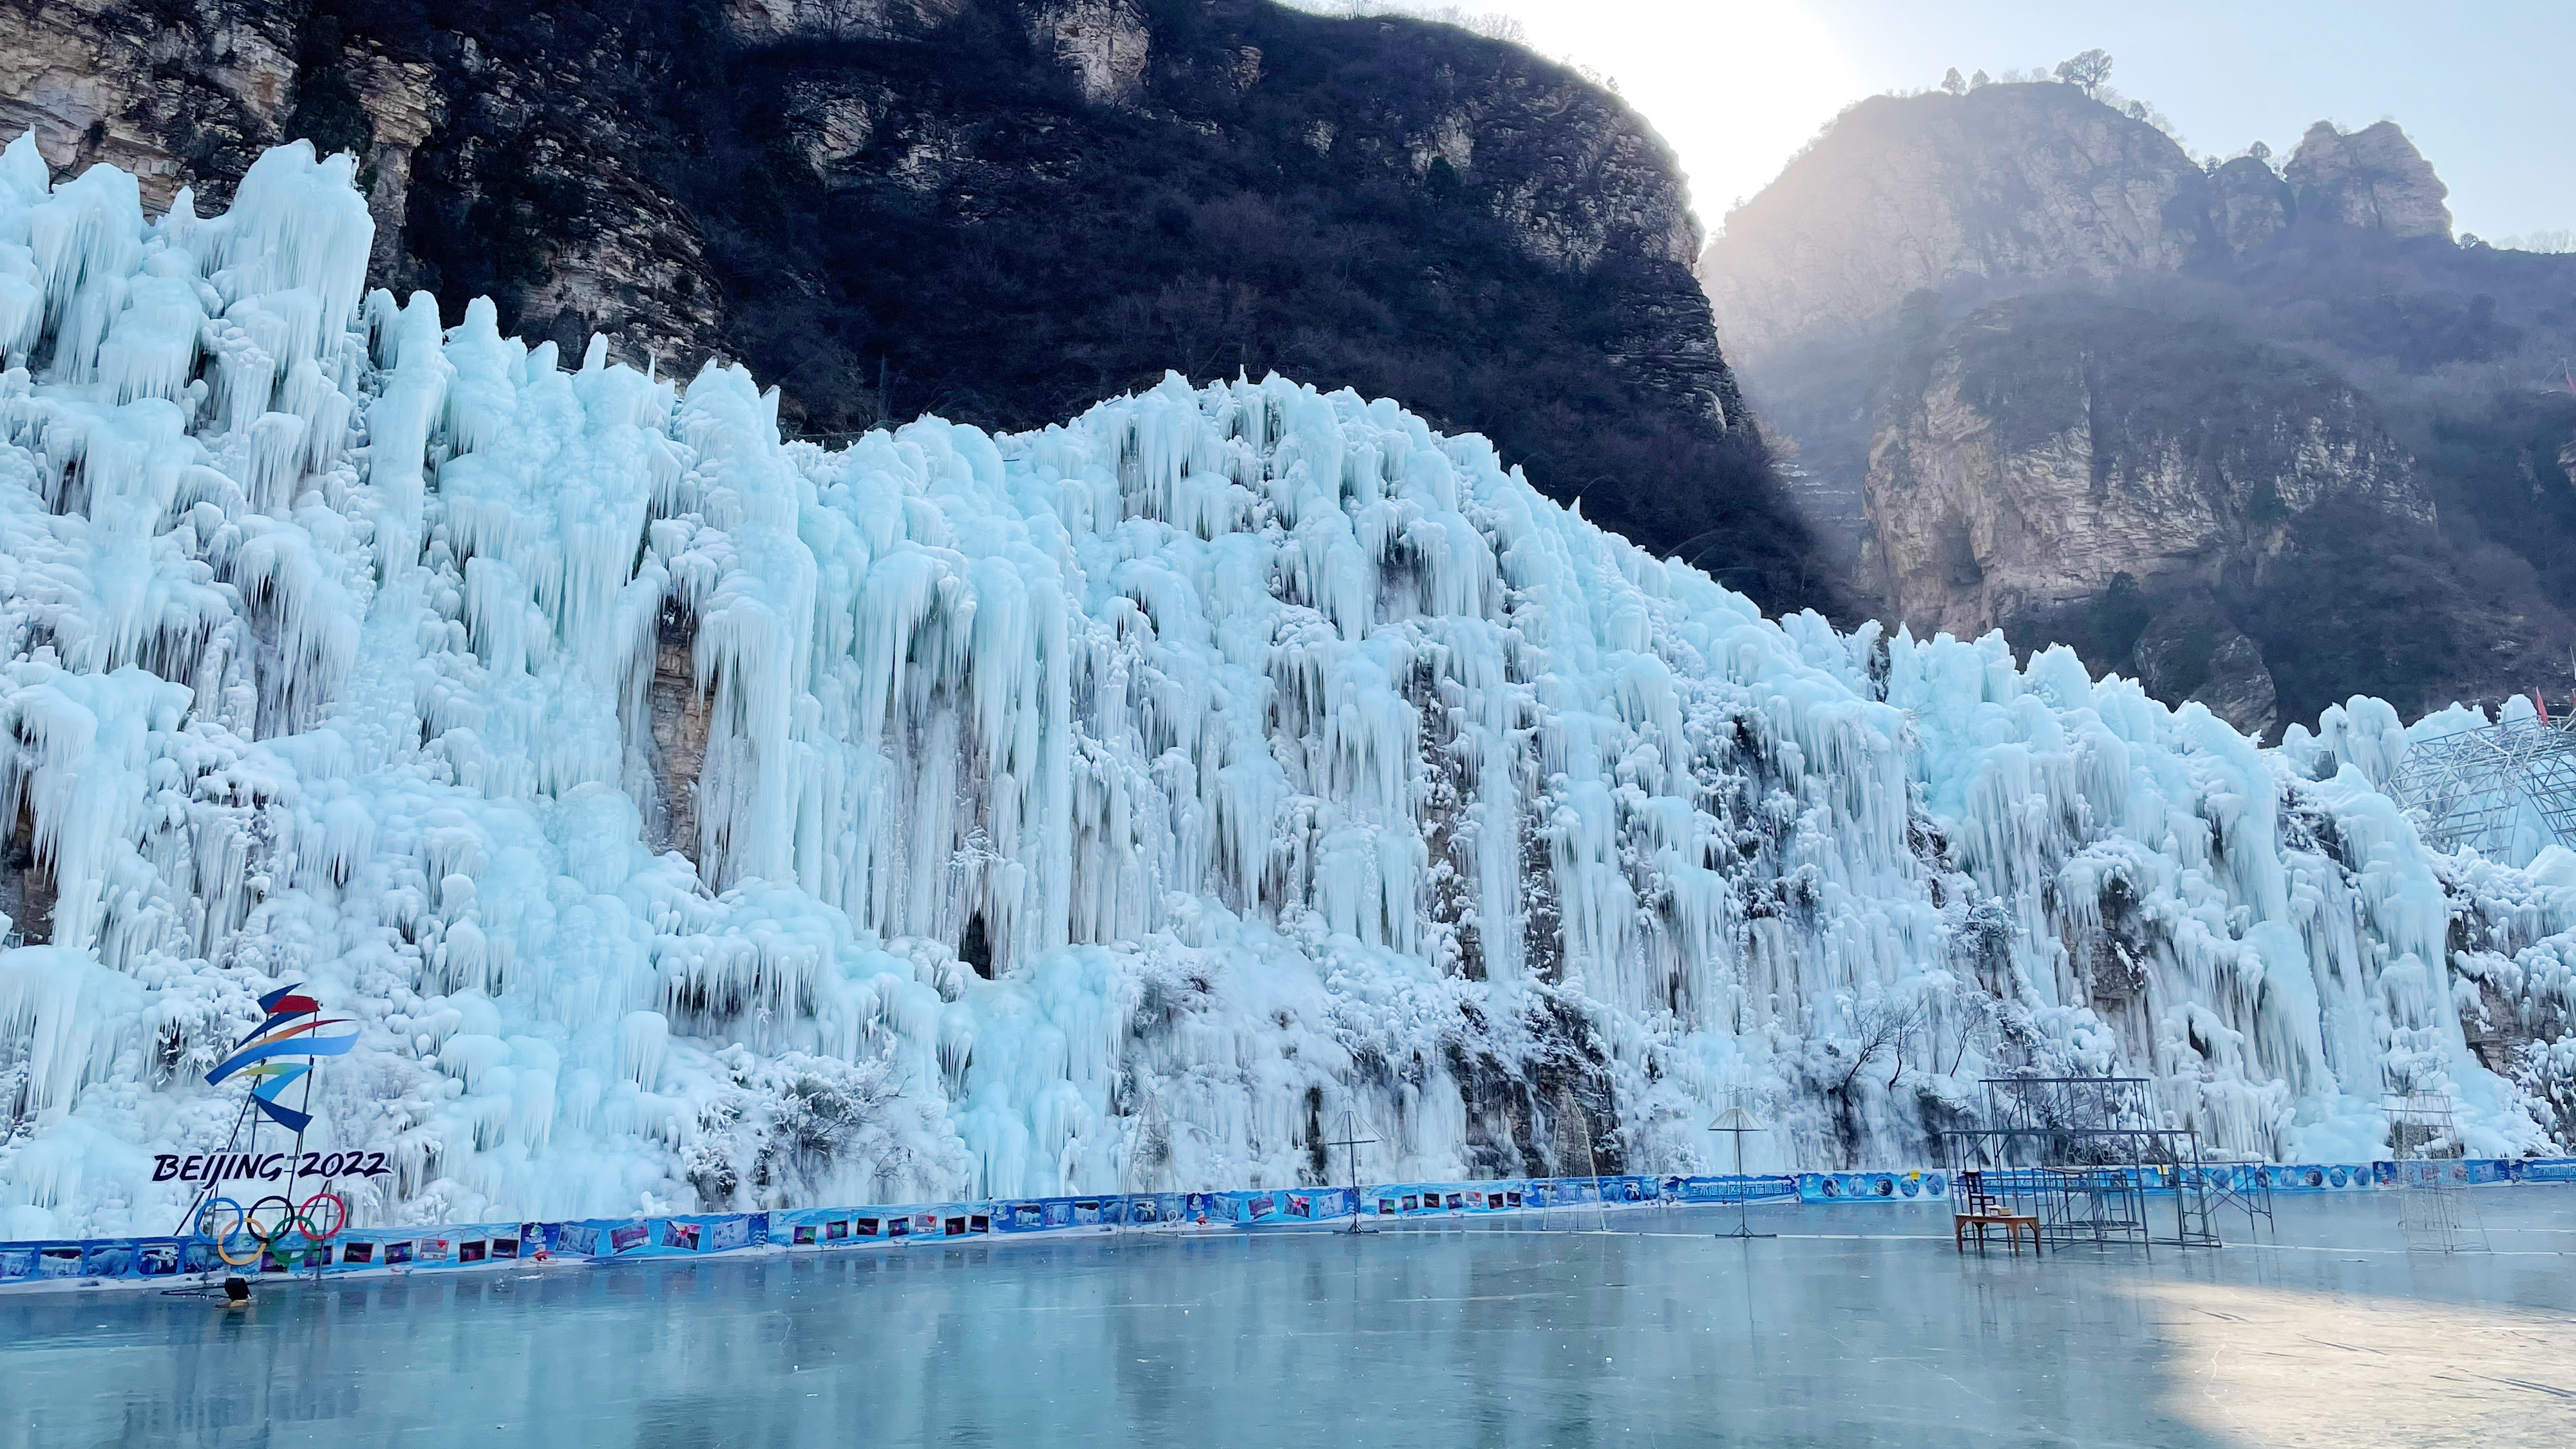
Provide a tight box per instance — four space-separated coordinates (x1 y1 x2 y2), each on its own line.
2 140 2571 1237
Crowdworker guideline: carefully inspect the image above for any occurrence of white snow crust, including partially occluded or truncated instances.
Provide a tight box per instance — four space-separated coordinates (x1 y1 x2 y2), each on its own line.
1 140 2572 1237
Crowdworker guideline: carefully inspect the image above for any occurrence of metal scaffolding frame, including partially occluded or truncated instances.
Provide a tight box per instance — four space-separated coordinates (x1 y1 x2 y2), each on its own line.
2177 1159 2277 1238
1542 1083 1610 1233
2388 712 2576 863
2384 1092 2490 1254
1946 1074 2231 1252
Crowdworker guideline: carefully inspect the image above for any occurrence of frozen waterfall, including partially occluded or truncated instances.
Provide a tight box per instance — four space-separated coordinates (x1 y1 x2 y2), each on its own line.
1 138 2571 1238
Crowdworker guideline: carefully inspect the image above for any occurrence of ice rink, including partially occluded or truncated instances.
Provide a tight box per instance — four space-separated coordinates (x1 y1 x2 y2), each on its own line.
3 1189 2569 1447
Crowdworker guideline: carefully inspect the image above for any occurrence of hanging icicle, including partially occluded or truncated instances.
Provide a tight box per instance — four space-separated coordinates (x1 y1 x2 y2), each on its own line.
0 137 2570 1240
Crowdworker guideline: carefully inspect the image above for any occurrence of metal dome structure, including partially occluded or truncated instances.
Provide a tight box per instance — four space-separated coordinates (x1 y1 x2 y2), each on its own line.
2389 702 2576 864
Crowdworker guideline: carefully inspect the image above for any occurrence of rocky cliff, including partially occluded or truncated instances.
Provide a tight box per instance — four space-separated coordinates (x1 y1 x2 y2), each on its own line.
1701 82 2576 732
1701 84 2215 361
0 0 1833 612
1863 295 2429 738
1701 90 2458 368
2285 120 2452 240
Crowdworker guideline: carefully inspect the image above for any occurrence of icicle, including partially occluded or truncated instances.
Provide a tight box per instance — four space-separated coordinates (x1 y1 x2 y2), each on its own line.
2 142 2570 1240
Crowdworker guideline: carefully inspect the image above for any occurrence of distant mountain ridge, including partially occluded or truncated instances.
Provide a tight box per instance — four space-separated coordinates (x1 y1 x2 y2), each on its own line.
1700 82 2576 735
1703 88 2462 361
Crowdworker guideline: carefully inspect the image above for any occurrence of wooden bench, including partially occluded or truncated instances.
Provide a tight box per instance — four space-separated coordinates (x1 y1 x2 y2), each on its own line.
1953 1171 2041 1256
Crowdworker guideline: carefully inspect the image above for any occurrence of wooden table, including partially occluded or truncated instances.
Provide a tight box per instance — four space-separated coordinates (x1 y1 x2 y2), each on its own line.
1954 1209 2042 1255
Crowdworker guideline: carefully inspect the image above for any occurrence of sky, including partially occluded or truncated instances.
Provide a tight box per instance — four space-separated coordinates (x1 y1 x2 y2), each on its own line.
1363 0 2573 244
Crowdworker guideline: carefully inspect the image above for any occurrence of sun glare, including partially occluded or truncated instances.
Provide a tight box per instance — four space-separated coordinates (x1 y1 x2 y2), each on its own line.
1465 1 1861 225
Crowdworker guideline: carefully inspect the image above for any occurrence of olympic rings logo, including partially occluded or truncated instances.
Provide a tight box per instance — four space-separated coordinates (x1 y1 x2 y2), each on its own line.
196 1191 347 1267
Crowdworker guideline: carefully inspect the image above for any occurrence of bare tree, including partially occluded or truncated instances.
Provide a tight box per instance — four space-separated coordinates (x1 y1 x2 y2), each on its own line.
2054 49 2114 98
1944 985 2003 1076
1329 2 1528 44
1834 994 1930 1095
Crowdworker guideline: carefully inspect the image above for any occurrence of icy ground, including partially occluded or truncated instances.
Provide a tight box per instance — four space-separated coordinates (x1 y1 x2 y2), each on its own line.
1 138 2573 1237
4 1192 2572 1447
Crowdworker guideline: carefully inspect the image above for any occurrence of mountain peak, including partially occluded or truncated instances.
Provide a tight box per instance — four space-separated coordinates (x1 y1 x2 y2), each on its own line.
1701 89 2469 363
2284 120 2452 241
1700 82 2211 359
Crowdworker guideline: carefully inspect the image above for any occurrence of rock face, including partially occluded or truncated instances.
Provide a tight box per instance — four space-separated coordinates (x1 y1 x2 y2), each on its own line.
1701 81 2576 730
1862 305 2436 737
0 0 1833 612
1864 298 2425 667
0 2 445 287
1702 95 2458 368
2208 155 2292 254
2284 120 2452 240
2130 602 2279 740
1032 0 1154 106
723 0 967 43
1700 85 2217 361
0 0 295 207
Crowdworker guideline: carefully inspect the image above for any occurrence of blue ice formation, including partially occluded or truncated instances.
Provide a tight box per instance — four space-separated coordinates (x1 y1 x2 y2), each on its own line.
0 138 2571 1238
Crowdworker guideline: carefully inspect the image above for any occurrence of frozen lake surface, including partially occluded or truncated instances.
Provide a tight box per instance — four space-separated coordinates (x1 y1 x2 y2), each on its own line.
4 1190 2570 1448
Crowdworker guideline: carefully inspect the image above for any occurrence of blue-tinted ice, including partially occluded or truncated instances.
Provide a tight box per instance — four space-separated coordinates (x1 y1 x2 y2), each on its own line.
5 1191 2569 1448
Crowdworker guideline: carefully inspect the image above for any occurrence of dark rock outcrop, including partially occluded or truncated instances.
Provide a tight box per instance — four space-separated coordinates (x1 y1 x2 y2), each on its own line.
2209 155 2292 254
2129 598 2278 739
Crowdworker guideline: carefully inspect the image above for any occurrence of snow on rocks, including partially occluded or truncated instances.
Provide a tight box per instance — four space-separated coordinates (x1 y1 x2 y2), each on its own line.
0 139 2570 1237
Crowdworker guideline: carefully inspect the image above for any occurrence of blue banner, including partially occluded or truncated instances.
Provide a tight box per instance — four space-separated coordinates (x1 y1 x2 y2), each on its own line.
989 1195 1181 1233
1671 1175 1799 1204
1799 1170 1949 1202
1368 1182 1524 1216
1202 1188 1353 1224
6 1158 2567 1288
328 1221 540 1269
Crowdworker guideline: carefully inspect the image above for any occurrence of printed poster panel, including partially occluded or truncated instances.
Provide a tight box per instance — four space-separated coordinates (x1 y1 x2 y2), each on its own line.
777 1208 902 1245
1211 1188 1352 1223
889 1204 993 1241
325 1222 524 1271
1674 1175 1798 1204
1370 1184 1525 1217
1797 1171 1949 1203
1114 1194 1186 1227
993 1197 1158 1233
2259 1163 2383 1192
